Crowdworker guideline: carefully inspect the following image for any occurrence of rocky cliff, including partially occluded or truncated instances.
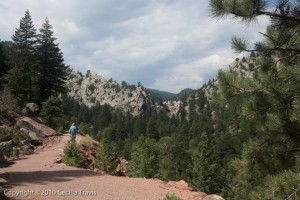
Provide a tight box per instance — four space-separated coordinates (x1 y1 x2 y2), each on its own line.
164 56 259 116
66 70 159 116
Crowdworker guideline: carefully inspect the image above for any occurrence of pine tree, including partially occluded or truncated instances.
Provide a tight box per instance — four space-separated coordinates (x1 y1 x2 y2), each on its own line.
36 18 67 105
0 41 8 89
5 10 38 105
189 133 218 193
210 0 300 198
40 96 64 128
128 136 158 178
146 117 158 141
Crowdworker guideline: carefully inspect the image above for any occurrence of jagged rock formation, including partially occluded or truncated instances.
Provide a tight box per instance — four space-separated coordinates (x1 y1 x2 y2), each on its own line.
163 100 181 116
164 57 258 116
66 70 158 116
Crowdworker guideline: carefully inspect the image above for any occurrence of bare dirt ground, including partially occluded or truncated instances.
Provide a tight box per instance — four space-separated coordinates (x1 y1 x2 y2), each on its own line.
0 134 206 200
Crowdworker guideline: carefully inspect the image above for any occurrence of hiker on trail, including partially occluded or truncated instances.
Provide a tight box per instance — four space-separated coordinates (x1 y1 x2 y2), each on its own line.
69 123 78 142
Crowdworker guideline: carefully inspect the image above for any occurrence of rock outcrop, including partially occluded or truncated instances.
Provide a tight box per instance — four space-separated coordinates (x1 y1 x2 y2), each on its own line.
163 57 259 117
163 100 181 116
66 70 158 116
23 103 39 117
114 158 128 176
17 117 56 141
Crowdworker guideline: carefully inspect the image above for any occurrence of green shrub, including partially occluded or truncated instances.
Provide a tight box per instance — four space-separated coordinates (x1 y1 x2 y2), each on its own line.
0 127 12 142
0 127 31 157
2 144 13 157
62 141 88 168
0 91 17 114
94 142 118 173
56 126 64 136
160 194 183 200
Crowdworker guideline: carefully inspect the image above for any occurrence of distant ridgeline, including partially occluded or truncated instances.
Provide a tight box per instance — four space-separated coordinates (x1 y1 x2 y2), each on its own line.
65 69 197 116
65 56 258 118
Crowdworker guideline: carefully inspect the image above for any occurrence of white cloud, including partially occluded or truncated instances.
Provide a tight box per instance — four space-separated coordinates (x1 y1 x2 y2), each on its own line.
151 52 234 93
0 0 270 93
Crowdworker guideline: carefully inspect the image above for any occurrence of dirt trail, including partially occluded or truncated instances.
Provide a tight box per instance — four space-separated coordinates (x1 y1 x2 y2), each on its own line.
0 134 205 200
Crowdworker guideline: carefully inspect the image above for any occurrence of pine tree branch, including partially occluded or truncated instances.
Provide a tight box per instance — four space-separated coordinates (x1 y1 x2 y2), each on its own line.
286 29 300 49
255 10 300 24
284 183 300 200
225 83 276 98
228 9 300 24
236 38 300 54
258 32 277 48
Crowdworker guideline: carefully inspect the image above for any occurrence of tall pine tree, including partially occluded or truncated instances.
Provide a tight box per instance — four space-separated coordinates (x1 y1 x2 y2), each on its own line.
36 18 68 105
5 10 38 105
0 41 8 89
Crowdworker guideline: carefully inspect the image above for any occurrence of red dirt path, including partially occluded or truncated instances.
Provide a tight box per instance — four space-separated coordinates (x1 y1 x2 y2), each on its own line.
0 134 205 200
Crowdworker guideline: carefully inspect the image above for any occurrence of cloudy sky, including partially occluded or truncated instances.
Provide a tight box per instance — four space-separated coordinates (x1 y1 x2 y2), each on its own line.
0 0 270 93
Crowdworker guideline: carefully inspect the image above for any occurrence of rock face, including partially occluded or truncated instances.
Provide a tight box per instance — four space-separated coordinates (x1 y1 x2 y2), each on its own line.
163 100 181 116
163 57 259 117
114 158 128 176
66 71 158 116
17 117 56 140
80 141 98 169
24 103 39 117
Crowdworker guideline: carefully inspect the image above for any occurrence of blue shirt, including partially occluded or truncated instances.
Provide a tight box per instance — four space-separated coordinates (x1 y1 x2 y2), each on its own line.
69 125 77 133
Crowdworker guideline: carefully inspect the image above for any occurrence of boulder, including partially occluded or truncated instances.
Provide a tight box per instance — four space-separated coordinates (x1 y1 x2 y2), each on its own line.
17 117 56 140
166 180 191 190
176 180 189 188
93 168 106 175
114 158 128 176
24 103 39 117
203 194 225 200
55 157 62 164
20 145 34 155
188 192 207 200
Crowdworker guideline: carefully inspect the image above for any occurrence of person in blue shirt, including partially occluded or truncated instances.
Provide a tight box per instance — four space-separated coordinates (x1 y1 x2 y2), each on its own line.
69 123 78 142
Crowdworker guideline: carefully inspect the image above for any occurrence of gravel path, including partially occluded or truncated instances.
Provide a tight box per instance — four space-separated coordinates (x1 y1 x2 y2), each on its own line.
0 134 206 200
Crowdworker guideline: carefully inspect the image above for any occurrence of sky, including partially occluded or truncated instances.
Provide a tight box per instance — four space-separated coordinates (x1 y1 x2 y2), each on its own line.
0 0 271 93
